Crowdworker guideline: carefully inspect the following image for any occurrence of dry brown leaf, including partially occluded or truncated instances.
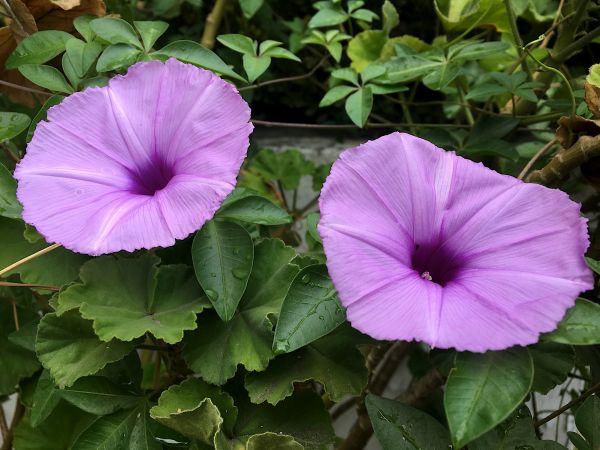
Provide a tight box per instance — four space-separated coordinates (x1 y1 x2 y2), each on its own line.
0 0 105 105
556 115 600 148
584 81 600 117
49 0 81 10
7 0 37 40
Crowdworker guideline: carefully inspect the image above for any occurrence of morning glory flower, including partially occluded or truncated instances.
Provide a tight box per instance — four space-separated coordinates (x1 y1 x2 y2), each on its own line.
15 58 252 256
318 133 593 352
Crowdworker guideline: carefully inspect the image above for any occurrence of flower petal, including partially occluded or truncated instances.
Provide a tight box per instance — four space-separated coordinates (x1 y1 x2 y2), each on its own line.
319 132 592 351
16 59 252 255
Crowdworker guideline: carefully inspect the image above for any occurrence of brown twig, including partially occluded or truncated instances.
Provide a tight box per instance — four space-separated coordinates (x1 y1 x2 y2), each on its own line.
0 405 8 441
0 281 59 291
10 300 19 331
337 343 413 450
251 120 471 130
527 134 600 184
239 55 328 92
535 381 600 428
0 79 51 97
1 395 24 450
517 138 558 180
200 0 228 49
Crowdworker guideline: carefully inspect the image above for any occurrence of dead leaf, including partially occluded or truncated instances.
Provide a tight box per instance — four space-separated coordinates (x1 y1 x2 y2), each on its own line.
585 81 600 117
49 0 81 10
7 0 37 40
556 115 600 148
0 0 105 105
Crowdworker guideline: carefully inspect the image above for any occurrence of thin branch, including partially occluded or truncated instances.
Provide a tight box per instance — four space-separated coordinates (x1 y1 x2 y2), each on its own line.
337 344 414 450
527 134 600 184
504 0 531 77
251 119 471 130
200 0 229 49
535 381 600 428
331 396 356 421
0 404 8 440
11 300 19 331
0 243 61 278
0 79 51 97
0 281 60 291
517 138 558 180
239 55 328 92
553 25 600 62
0 394 23 450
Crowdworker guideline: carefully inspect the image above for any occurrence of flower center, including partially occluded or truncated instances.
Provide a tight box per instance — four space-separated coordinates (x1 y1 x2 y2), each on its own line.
411 242 463 286
129 157 175 196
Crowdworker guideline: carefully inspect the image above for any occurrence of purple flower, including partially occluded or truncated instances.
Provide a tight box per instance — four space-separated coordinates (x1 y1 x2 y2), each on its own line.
15 58 252 256
319 133 593 352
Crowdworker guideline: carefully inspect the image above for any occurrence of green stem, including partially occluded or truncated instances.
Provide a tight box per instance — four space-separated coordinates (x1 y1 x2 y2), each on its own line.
457 81 475 126
503 0 531 77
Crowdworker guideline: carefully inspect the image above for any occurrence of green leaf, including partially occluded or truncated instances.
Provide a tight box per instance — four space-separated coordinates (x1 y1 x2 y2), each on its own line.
216 188 292 225
450 41 510 62
382 0 399 35
30 370 62 427
261 46 301 62
246 325 367 404
63 39 103 80
574 395 600 450
306 213 322 243
422 61 461 90
183 239 299 384
345 87 373 127
587 64 600 89
134 21 169 51
57 255 206 344
18 64 73 94
235 391 335 450
71 407 141 450
153 40 245 82
444 348 534 448
465 82 509 101
0 302 40 395
586 257 600 275
130 403 162 450
61 376 140 415
249 149 315 190
73 15 96 42
217 34 256 54
243 54 271 83
529 343 574 394
35 311 136 387
90 18 143 49
239 0 264 18
27 95 62 142
273 264 345 354
435 0 511 33
0 162 21 219
347 30 387 72
96 44 141 72
192 220 254 321
14 401 96 450
351 8 379 22
469 405 558 450
545 298 600 345
0 111 31 141
319 85 356 107
150 378 237 443
6 30 73 69
309 9 348 28
366 394 451 450
246 433 303 450
331 67 359 85
0 217 87 287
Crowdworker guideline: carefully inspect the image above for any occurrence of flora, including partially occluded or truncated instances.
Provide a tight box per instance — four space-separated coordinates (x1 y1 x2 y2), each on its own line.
319 132 593 351
0 1 599 450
